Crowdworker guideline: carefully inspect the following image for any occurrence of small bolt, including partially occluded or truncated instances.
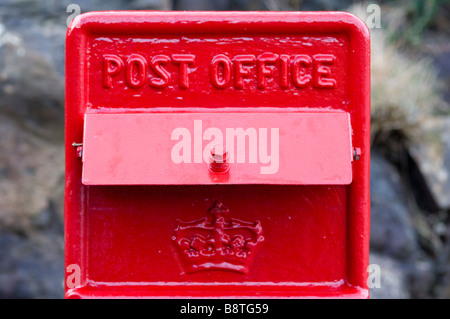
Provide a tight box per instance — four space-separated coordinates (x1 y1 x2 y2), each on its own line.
72 143 83 158
209 145 230 174
353 148 361 160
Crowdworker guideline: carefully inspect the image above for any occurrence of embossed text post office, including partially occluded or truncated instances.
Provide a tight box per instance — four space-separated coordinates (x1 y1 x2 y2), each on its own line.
65 11 370 298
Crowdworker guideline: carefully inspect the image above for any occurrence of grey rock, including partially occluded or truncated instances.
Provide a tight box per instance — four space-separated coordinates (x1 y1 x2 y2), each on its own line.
369 150 440 298
0 230 64 298
0 26 65 140
0 116 64 228
409 116 450 211
370 149 418 259
369 252 410 299
408 258 436 299
434 224 450 298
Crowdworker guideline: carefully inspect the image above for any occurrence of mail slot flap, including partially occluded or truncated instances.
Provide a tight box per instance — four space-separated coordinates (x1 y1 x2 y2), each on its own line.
82 112 353 185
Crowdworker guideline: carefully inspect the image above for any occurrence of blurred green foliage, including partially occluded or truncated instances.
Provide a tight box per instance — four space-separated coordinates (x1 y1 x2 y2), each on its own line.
385 0 450 45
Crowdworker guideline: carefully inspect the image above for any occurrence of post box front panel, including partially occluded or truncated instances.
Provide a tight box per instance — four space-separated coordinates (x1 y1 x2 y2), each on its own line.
85 185 348 282
65 12 370 298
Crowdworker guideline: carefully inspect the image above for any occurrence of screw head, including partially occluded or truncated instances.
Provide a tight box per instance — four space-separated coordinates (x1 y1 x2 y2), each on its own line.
209 145 230 173
353 148 361 160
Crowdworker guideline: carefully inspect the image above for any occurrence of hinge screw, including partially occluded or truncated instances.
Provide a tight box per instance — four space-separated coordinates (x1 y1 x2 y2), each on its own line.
353 148 361 160
72 143 83 158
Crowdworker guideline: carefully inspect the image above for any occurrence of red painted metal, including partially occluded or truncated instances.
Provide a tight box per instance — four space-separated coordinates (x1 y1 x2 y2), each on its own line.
65 11 370 298
82 112 353 185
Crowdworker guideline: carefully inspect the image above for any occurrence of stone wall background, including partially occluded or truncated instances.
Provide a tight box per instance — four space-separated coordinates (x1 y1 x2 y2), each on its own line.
0 0 449 298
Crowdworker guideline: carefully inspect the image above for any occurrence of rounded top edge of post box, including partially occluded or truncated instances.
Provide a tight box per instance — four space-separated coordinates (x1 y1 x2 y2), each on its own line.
65 11 371 40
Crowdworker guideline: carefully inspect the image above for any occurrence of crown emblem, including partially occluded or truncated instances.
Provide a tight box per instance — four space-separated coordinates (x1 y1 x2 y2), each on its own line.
172 201 264 274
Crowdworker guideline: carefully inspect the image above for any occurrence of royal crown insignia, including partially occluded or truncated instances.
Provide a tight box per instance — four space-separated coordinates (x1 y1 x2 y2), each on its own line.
172 201 264 274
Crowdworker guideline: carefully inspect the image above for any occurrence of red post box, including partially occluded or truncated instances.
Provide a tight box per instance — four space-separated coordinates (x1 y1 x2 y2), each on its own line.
65 11 370 298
